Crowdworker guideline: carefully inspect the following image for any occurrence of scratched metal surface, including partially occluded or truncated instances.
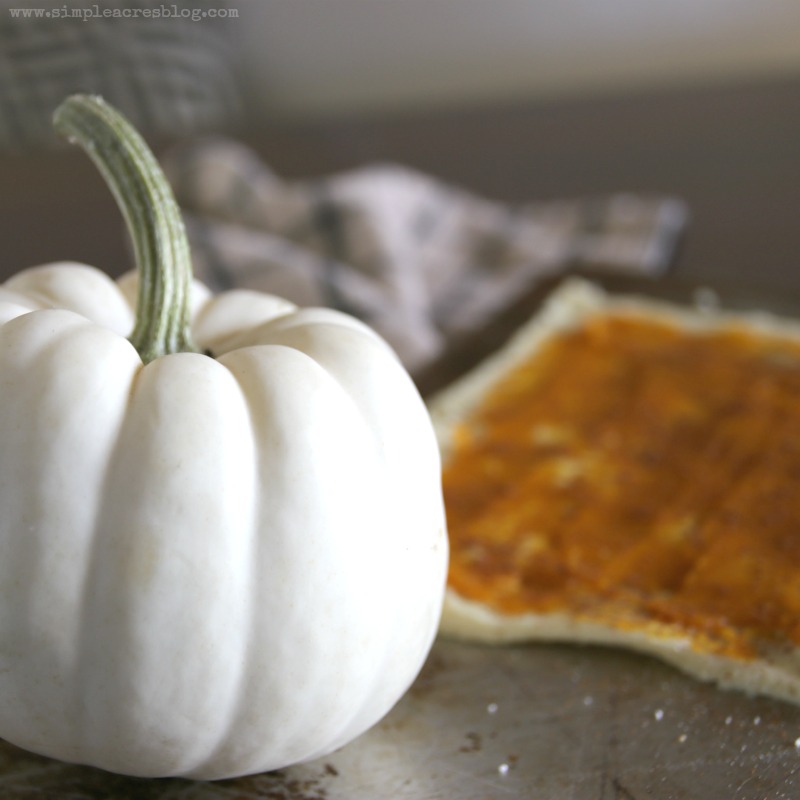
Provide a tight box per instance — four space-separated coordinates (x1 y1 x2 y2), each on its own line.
1 638 800 798
4 276 800 798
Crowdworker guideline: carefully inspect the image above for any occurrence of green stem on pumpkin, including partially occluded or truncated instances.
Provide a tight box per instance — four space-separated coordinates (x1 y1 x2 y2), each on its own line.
53 94 198 364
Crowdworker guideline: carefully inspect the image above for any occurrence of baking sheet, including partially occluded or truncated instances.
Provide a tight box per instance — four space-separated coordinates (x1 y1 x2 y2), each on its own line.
2 639 800 798
3 274 800 799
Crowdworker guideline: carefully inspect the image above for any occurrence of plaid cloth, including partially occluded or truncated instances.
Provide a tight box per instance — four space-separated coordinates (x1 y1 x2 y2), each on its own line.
0 0 242 150
164 138 688 373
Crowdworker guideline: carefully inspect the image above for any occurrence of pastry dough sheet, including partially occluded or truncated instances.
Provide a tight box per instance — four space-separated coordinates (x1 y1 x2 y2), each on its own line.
430 278 800 705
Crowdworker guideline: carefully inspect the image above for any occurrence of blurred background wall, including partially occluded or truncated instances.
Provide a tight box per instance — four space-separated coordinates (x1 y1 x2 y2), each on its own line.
238 0 800 121
1 0 799 146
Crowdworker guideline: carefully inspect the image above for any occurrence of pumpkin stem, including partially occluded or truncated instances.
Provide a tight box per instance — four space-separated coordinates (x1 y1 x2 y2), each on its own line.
53 94 198 363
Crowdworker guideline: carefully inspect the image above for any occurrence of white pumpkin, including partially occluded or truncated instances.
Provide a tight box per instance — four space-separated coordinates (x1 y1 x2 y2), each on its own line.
0 95 448 780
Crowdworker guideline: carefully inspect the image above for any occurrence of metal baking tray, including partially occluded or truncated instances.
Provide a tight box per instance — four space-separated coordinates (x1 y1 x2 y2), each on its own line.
3 273 800 799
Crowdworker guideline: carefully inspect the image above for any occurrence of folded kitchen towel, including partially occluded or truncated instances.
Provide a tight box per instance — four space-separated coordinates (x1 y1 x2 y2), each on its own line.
164 139 688 373
0 0 242 151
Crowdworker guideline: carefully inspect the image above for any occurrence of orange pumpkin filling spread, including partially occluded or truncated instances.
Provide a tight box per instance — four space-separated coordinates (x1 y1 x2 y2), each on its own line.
443 312 800 659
